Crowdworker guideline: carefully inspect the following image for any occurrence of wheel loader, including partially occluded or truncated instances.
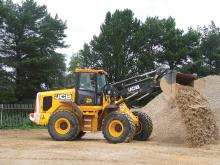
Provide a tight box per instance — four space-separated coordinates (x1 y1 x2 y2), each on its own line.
29 68 196 143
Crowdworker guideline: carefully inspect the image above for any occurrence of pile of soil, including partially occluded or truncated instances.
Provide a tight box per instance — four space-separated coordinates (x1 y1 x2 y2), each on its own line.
175 84 218 147
194 76 220 130
142 95 186 143
142 75 220 147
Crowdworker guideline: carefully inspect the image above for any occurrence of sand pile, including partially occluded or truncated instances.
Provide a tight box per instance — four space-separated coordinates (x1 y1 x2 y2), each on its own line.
194 76 220 130
142 75 220 146
143 95 186 143
175 84 218 147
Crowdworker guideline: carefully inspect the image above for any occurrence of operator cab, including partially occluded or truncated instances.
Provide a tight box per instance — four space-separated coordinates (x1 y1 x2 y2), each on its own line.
74 69 107 106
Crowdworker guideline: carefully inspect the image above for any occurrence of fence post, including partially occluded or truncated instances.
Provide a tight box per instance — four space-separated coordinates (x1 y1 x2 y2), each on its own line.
0 104 3 127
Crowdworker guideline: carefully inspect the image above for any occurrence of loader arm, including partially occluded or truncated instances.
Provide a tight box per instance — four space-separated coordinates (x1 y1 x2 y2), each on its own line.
106 68 196 107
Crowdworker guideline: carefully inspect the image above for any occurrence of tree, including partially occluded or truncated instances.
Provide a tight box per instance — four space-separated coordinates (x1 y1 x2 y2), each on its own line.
0 0 5 23
133 17 200 74
0 69 17 103
182 21 220 76
200 21 220 75
79 43 94 68
0 0 17 103
0 0 67 102
81 9 141 82
68 52 84 72
79 10 220 82
133 17 164 73
66 52 84 87
160 20 199 69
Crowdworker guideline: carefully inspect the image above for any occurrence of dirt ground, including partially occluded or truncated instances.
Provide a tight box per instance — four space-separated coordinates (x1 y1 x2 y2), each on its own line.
0 129 220 165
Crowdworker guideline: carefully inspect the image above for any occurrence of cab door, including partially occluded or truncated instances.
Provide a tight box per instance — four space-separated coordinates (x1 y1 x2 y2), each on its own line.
76 72 97 105
76 72 107 106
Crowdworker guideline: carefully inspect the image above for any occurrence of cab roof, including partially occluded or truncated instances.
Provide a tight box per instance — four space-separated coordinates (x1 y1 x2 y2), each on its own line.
74 69 107 74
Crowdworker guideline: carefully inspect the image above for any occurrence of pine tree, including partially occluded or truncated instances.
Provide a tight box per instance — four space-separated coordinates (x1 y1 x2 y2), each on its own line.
0 0 67 102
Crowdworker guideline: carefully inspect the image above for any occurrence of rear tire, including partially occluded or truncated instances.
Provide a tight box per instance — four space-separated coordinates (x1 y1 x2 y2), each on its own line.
102 111 136 143
48 110 80 141
133 111 153 141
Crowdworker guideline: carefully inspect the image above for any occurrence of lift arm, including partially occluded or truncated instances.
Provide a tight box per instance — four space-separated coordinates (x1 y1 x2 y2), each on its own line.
105 68 196 107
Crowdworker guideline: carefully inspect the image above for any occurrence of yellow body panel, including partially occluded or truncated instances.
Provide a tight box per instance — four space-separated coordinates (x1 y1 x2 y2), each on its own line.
37 88 75 125
35 88 139 131
118 102 139 124
78 106 102 131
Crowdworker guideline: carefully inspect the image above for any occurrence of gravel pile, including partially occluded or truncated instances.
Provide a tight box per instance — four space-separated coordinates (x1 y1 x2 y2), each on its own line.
142 94 186 143
175 84 218 147
142 75 220 146
194 76 220 130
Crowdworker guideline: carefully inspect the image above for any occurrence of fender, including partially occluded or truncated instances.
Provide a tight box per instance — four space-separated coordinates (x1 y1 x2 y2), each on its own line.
59 100 83 123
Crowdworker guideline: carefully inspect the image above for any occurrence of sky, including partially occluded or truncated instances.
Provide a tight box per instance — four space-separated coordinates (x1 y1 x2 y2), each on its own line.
13 0 220 64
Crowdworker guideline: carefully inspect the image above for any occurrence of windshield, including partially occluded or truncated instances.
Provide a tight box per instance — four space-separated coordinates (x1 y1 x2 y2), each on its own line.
79 73 96 92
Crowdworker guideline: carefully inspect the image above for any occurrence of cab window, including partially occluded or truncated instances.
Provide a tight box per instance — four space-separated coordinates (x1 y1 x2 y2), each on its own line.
97 74 107 93
79 73 96 92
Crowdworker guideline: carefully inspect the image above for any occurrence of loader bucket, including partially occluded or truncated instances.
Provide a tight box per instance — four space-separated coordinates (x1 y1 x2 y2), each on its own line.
160 70 196 100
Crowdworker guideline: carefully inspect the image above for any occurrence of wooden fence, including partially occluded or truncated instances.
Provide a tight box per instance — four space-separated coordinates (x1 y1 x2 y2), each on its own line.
0 104 34 128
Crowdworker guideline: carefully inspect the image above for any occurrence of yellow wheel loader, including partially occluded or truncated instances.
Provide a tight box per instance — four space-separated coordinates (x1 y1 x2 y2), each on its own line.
29 68 196 143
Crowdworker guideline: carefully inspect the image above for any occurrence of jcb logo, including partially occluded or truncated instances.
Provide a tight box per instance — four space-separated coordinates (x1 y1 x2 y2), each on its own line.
55 94 72 100
128 85 140 92
85 98 92 103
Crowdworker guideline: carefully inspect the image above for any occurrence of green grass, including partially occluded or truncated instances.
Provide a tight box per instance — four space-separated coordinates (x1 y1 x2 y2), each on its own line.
0 111 45 129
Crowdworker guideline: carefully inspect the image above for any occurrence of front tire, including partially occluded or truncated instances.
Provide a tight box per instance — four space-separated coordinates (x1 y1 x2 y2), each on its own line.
102 111 136 143
48 110 80 141
133 111 153 141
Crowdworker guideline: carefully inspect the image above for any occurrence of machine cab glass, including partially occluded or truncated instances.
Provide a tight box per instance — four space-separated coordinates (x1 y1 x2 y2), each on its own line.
76 71 107 106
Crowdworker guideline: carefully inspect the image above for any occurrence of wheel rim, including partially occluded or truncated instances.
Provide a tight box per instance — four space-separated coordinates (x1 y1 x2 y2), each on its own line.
108 120 124 137
55 118 71 135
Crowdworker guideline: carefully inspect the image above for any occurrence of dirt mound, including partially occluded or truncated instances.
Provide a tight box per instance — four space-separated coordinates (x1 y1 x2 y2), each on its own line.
175 84 218 147
142 75 220 146
194 76 220 130
142 94 186 143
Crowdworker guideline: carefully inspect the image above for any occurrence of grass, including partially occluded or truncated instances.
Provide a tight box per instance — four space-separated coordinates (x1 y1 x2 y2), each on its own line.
0 119 45 129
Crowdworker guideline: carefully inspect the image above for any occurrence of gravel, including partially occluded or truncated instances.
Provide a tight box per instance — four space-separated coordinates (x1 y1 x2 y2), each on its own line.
175 84 218 147
142 75 220 147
